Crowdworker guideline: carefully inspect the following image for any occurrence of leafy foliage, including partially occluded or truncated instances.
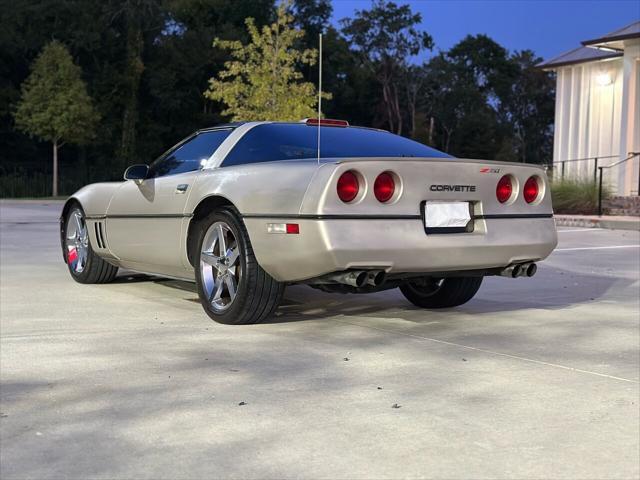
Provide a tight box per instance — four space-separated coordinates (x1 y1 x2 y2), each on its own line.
421 35 554 162
424 35 513 157
13 40 99 195
1 0 557 198
204 1 328 121
291 0 332 42
14 40 98 145
498 50 555 164
342 0 433 134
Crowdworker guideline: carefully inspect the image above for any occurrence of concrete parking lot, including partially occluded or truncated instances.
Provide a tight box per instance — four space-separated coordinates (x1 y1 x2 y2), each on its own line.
1 200 639 479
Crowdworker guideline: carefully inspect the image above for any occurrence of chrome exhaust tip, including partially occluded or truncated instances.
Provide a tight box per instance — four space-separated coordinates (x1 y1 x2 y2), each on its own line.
500 264 524 278
513 264 523 278
500 263 537 278
366 270 386 287
313 270 370 288
339 271 368 288
526 263 537 277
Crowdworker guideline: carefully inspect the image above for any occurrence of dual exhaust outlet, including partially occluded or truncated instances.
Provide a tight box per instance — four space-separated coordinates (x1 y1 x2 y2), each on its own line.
320 263 536 287
324 270 386 288
501 262 537 278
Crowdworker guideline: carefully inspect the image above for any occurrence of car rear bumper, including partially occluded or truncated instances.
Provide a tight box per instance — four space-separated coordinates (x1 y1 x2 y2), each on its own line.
244 217 558 282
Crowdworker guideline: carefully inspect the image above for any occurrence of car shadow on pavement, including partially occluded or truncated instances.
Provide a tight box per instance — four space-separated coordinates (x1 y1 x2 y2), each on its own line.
267 266 627 323
109 266 627 324
111 273 157 284
113 273 197 292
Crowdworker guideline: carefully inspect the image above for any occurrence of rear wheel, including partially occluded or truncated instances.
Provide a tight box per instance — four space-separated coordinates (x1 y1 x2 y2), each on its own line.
194 207 284 324
400 276 482 308
64 206 118 284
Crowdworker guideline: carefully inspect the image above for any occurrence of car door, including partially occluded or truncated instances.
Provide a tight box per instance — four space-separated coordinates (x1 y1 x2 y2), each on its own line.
106 128 233 275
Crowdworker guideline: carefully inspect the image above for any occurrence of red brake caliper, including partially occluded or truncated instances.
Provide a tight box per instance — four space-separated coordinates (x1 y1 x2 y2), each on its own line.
68 247 78 265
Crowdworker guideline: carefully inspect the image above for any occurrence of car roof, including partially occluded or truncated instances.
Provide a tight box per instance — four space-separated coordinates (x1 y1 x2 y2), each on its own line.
197 121 385 134
198 122 247 132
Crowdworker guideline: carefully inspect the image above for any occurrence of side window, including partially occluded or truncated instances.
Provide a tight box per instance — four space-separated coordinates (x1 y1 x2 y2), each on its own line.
147 129 232 178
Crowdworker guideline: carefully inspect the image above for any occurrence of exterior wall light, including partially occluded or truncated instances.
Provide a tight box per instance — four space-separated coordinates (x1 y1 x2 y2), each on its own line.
595 72 612 86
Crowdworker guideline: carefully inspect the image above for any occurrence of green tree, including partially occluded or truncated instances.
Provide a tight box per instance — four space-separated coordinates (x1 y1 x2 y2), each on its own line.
204 1 327 121
147 0 274 140
292 0 332 45
1 0 275 196
112 0 163 169
498 50 555 164
341 0 433 134
425 35 516 158
13 41 99 196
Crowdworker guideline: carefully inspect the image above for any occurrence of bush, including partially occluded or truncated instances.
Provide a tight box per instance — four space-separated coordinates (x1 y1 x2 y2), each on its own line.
0 171 52 198
551 178 610 215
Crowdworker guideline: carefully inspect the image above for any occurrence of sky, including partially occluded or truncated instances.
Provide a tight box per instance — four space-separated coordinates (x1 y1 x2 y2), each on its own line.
330 0 640 61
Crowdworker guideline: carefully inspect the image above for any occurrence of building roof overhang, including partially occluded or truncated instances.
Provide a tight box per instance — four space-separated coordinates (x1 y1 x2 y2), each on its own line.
536 21 639 70
581 21 640 51
536 46 622 70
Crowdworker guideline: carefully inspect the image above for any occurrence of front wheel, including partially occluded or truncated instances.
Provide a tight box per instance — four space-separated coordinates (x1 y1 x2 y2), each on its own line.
64 206 118 284
400 276 483 308
194 207 284 324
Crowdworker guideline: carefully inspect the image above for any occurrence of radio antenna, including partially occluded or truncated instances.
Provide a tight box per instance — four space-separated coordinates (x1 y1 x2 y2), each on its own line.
317 33 322 165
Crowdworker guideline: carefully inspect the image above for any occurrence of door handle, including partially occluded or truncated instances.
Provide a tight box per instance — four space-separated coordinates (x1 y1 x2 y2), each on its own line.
175 184 189 194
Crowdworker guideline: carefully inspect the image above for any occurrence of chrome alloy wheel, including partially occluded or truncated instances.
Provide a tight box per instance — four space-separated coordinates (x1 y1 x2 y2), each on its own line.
66 208 89 273
200 221 241 312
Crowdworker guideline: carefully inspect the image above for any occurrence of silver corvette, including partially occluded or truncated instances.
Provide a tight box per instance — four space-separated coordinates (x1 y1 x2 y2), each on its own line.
60 119 557 324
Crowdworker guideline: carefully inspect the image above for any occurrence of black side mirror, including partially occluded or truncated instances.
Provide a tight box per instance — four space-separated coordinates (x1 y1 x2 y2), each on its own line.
124 164 149 182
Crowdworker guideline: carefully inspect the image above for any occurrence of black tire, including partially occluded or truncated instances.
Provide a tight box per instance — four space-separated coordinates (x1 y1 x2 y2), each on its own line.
194 207 284 324
63 205 118 284
400 276 483 308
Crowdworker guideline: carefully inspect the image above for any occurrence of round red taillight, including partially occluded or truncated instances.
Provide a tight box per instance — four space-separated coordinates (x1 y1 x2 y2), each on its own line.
523 176 540 204
496 175 513 204
337 170 359 203
374 172 395 203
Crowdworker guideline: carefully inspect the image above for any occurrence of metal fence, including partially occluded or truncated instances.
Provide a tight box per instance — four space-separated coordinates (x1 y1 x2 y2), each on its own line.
549 154 619 183
546 152 640 215
596 152 640 215
3 153 639 204
0 162 116 198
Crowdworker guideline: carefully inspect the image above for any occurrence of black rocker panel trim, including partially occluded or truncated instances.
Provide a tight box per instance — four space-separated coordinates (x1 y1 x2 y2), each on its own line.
85 213 193 220
241 213 553 220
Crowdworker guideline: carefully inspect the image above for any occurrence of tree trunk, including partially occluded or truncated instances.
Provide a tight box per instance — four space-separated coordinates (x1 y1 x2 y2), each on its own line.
381 81 394 133
410 106 415 138
119 9 144 169
409 98 416 139
406 75 424 139
428 116 434 145
392 84 402 135
52 140 58 197
444 126 453 153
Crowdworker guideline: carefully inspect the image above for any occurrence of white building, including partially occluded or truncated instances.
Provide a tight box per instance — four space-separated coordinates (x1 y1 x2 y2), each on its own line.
539 22 639 196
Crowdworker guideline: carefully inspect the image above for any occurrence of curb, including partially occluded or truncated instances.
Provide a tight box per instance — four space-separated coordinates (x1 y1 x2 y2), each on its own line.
555 215 640 231
0 199 66 205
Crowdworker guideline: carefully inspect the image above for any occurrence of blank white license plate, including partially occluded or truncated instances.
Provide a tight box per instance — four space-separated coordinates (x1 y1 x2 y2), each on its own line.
423 201 473 234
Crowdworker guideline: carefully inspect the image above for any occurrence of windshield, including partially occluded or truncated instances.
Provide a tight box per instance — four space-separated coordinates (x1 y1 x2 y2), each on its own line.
222 123 452 167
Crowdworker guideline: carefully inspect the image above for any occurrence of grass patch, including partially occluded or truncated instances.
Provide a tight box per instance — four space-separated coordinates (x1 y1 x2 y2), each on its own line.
551 178 610 215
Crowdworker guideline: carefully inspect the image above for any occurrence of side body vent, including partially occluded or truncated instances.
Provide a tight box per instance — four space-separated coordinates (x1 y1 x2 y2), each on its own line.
94 221 107 249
